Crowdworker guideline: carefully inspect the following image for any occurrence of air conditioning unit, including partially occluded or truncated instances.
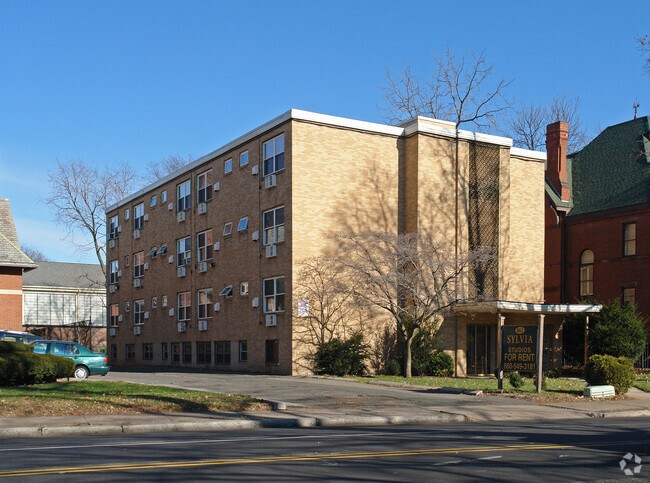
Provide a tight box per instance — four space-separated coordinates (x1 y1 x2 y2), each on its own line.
198 320 208 331
109 239 116 249
252 297 259 308
264 174 277 189
177 266 186 277
168 202 174 211
118 270 122 278
177 211 186 222
144 262 149 270
198 202 207 214
177 322 187 333
109 328 116 337
109 285 117 294
144 213 149 222
213 302 221 312
133 229 141 239
252 230 259 241
251 164 259 175
265 314 277 327
265 244 277 258
213 241 221 251
118 315 123 322
144 311 150 320
198 261 208 273
117 225 122 233
133 278 142 288
168 255 174 264
169 308 175 317
213 182 221 192
134 325 141 335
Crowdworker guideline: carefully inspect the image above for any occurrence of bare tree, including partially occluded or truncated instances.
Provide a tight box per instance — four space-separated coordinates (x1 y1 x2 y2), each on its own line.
293 257 363 350
144 154 193 184
336 231 492 378
20 244 51 262
508 95 589 153
46 159 139 276
639 35 650 76
382 49 512 131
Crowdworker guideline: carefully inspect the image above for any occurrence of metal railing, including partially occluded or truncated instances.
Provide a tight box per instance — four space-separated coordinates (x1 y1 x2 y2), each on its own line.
635 345 650 370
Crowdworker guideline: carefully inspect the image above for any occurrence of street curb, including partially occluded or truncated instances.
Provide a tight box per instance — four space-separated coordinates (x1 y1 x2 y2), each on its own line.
586 409 650 418
0 413 467 438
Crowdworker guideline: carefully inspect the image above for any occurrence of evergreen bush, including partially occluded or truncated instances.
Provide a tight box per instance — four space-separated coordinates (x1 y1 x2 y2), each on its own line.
585 354 636 394
313 333 368 376
508 371 524 388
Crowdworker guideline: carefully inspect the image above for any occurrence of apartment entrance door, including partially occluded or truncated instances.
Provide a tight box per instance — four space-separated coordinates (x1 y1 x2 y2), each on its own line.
466 324 496 375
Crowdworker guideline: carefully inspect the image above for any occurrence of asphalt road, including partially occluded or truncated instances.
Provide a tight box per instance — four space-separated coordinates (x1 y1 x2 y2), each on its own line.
0 418 646 481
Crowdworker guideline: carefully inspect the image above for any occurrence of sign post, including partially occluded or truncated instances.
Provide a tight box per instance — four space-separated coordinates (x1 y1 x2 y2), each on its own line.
501 325 539 389
496 315 505 390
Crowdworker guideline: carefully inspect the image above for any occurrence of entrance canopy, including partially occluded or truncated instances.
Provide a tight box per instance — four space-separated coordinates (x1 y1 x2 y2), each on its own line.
454 300 602 315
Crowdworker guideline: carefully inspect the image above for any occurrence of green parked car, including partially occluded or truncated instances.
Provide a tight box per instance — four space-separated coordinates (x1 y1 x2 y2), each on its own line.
31 340 110 380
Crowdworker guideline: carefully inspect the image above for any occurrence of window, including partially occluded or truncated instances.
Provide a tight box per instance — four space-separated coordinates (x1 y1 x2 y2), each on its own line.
198 288 213 318
263 134 285 176
178 292 191 321
265 339 279 365
133 251 144 278
177 179 191 211
142 343 153 360
147 247 157 258
215 341 231 364
110 304 120 327
109 260 119 285
109 215 119 239
240 281 249 296
124 208 130 220
239 340 248 362
182 341 192 364
150 195 157 207
110 344 117 360
197 230 213 262
264 276 285 313
177 236 191 266
219 285 233 298
223 222 233 237
161 295 168 308
197 170 212 204
224 158 233 174
134 203 145 230
162 190 168 203
125 301 130 312
161 342 168 361
237 216 249 233
623 222 636 256
134 299 145 325
263 206 285 245
171 342 180 363
622 287 636 306
157 244 168 256
126 344 135 361
579 250 594 297
124 255 129 267
240 150 249 168
197 341 212 364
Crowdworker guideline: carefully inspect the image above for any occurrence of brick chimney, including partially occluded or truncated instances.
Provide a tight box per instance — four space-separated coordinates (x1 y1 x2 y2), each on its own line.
546 121 570 200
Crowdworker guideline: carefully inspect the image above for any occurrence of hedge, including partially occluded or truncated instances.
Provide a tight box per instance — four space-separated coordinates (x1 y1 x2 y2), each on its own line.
0 342 74 386
585 354 636 394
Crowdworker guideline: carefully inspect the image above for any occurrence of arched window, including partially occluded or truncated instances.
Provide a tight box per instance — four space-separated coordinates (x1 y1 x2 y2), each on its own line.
579 250 594 297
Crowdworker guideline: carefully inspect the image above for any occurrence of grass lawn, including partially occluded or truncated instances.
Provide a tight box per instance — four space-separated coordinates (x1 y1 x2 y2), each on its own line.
353 375 587 397
0 381 269 417
635 374 650 392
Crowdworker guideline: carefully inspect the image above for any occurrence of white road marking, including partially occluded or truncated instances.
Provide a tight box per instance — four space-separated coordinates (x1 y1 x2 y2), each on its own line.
433 459 463 466
479 455 502 460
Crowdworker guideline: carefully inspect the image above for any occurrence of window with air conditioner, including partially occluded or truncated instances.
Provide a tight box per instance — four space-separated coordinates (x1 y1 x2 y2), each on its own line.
197 229 213 262
109 260 119 285
177 292 191 321
263 134 284 176
133 299 145 325
198 288 213 318
177 236 191 266
133 203 145 231
197 170 212 204
177 179 191 212
109 215 119 240
237 216 249 233
263 276 285 313
133 251 145 278
110 304 120 327
263 206 285 246
239 150 249 168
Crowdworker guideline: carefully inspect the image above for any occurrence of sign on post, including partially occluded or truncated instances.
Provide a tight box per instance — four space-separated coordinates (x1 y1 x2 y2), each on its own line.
501 325 538 373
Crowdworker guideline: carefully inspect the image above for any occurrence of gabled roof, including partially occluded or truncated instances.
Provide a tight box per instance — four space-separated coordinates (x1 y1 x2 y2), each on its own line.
567 116 650 217
22 261 104 290
0 199 36 270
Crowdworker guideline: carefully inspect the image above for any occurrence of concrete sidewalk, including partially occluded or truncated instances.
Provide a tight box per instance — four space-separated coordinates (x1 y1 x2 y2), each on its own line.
1 374 648 438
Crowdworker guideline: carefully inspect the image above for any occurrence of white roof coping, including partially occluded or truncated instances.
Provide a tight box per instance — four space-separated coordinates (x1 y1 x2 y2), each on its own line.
454 300 602 315
511 147 547 162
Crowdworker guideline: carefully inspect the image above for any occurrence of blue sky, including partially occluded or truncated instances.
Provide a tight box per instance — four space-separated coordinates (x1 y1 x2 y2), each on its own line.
1 1 648 263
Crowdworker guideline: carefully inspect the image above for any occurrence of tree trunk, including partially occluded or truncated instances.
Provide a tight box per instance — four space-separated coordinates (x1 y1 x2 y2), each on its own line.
404 335 414 378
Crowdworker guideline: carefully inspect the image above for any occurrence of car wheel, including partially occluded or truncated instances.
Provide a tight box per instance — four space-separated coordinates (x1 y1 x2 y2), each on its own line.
74 366 90 380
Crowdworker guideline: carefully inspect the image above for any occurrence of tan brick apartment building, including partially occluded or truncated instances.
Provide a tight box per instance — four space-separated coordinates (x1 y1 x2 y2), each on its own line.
106 110 598 376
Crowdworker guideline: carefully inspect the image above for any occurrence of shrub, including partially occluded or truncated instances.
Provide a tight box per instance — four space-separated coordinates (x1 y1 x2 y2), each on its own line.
589 300 647 359
0 341 34 354
387 322 451 376
585 354 636 394
427 351 454 377
533 373 548 391
508 371 524 388
0 349 73 386
313 333 368 376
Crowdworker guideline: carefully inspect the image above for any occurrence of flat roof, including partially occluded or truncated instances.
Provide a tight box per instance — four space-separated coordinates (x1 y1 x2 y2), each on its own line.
454 300 602 315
